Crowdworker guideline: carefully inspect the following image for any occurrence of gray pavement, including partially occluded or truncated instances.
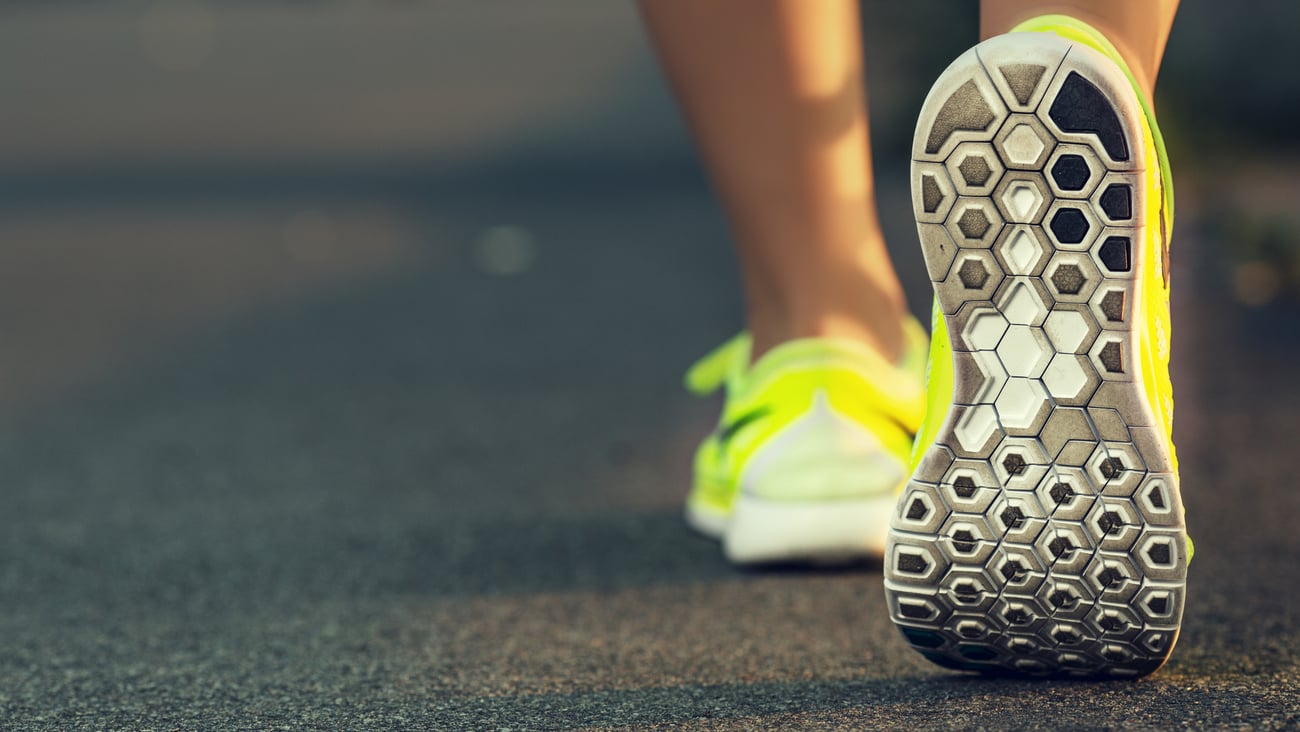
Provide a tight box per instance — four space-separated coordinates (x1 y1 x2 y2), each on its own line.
2 3 1298 730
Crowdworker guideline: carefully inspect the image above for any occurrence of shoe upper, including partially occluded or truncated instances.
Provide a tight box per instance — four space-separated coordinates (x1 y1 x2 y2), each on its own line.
686 319 929 521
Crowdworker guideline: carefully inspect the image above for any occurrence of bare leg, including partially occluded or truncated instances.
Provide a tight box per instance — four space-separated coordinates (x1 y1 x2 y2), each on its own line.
639 0 907 362
980 0 1180 99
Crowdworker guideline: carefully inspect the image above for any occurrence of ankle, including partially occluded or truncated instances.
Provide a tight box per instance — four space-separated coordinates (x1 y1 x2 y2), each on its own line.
749 299 908 366
739 229 910 364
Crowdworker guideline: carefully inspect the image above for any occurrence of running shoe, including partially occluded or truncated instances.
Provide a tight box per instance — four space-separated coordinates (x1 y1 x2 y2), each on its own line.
685 321 928 563
885 16 1189 677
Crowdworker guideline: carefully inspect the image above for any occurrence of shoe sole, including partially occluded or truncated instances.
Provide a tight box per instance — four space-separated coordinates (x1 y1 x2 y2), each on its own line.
685 501 730 540
723 493 895 564
885 33 1187 678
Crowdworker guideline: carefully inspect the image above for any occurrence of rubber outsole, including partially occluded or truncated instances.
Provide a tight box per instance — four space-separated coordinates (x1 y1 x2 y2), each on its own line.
885 33 1187 678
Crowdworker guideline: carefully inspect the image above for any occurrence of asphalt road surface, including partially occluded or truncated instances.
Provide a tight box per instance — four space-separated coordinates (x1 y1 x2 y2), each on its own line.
1 3 1297 730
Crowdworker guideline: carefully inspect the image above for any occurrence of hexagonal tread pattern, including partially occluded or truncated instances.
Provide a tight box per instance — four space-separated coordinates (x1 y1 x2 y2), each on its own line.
895 31 1184 680
1051 154 1092 191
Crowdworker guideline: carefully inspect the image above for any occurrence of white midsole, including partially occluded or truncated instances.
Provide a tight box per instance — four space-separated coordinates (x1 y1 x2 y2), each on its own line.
684 502 728 540
722 493 898 564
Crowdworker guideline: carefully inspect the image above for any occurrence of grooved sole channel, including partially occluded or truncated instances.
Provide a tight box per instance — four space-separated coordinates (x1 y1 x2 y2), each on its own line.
886 32 1187 679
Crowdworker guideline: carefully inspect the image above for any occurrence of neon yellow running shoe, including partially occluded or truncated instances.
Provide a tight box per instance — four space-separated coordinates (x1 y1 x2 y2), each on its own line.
885 16 1189 678
684 320 928 564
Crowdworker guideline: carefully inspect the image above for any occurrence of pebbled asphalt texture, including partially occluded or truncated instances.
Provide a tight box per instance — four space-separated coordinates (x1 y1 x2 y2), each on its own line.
1 3 1298 730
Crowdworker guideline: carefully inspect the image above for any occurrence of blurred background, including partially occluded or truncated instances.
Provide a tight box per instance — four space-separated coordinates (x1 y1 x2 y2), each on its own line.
2 1 1298 727
0 1 1297 413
